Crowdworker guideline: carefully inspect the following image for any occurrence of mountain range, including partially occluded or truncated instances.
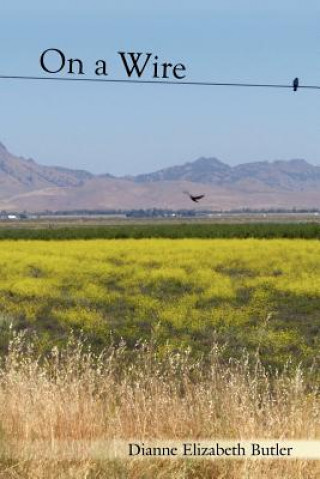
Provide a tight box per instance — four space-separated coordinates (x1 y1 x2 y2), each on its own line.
0 141 320 211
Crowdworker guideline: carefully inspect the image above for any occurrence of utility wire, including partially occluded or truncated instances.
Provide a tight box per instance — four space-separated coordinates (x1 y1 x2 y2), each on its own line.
0 74 319 89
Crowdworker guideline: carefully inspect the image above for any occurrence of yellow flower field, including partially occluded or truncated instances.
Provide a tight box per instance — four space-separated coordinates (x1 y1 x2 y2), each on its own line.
0 239 319 366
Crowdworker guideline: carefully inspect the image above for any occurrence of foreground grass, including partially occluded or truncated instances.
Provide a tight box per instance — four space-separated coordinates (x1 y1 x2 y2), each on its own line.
0 334 319 478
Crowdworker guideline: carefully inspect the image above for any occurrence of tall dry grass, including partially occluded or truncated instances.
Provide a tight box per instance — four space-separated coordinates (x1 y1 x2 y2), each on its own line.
0 332 318 478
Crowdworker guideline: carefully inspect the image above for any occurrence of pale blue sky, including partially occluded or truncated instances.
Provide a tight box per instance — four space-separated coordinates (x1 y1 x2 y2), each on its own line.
0 1 319 175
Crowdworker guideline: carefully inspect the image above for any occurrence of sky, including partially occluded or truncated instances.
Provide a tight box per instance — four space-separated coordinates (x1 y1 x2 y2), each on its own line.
0 1 319 175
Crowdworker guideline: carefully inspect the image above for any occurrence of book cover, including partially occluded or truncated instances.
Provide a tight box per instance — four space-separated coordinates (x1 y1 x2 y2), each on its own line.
0 2 319 478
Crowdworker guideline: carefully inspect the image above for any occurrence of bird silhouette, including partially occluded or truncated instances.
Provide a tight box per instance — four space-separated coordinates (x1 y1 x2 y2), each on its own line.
293 77 299 92
183 191 205 203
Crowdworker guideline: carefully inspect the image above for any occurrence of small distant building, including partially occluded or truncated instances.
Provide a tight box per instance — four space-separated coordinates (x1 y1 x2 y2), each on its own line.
0 211 20 220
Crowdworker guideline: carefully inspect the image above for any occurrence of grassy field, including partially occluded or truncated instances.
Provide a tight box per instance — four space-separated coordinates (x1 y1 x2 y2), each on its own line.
0 238 319 370
0 222 319 239
0 334 318 478
0 235 319 478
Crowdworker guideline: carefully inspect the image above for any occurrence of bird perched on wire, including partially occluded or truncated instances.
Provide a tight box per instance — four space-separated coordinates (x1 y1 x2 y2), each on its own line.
183 191 205 203
293 77 299 92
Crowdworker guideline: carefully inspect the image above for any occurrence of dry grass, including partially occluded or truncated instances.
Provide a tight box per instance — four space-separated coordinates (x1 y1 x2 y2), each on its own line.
0 332 318 478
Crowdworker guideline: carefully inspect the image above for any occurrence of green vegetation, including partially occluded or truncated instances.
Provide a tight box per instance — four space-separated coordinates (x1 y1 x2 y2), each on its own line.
0 222 319 240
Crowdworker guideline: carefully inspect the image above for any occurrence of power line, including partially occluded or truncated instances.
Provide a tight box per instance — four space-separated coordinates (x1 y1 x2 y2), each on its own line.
0 74 320 89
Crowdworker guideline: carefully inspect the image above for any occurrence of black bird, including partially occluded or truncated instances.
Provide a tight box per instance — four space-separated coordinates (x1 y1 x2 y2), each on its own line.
293 77 299 92
184 191 205 203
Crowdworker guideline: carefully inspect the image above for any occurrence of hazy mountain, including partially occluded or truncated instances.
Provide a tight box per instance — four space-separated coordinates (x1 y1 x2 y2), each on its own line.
135 156 320 191
135 157 231 184
0 142 320 212
0 142 93 198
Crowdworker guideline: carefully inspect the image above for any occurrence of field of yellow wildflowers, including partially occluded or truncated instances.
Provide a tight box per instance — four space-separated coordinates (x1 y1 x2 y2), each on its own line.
0 238 319 368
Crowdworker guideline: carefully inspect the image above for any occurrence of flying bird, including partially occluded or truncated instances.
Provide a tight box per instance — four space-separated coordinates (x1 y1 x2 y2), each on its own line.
183 191 205 203
293 77 299 92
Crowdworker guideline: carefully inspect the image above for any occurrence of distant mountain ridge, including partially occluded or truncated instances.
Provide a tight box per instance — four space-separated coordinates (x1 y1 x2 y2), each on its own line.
135 157 230 184
0 142 93 198
0 142 320 211
135 157 320 190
